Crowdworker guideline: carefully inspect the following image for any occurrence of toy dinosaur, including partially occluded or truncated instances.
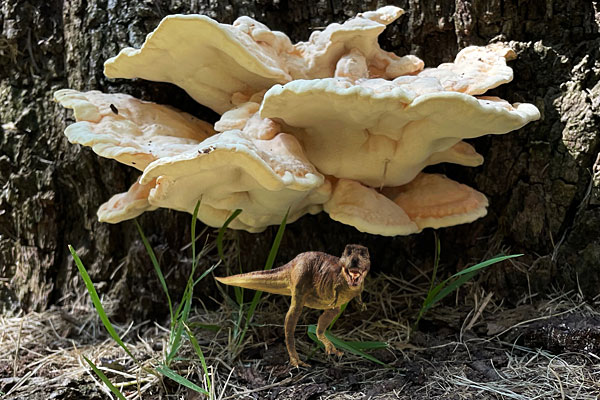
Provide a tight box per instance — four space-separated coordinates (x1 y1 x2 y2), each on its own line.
215 244 370 367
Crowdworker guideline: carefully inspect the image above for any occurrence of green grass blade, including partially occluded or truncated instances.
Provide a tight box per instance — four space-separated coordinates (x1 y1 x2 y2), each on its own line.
167 282 193 363
423 277 450 307
344 340 388 350
173 287 189 329
237 209 289 346
167 201 203 364
82 356 127 400
429 271 476 307
195 262 219 284
69 245 136 362
173 251 212 356
173 255 201 320
415 236 444 325
155 365 208 396
263 210 289 272
307 325 386 366
216 213 245 306
187 323 220 332
217 209 242 260
167 273 192 350
191 200 201 270
181 278 195 325
234 287 243 306
239 291 263 341
428 233 441 295
184 324 211 392
135 220 173 325
234 246 244 305
415 234 442 324
328 302 348 330
233 306 244 340
167 323 183 362
423 255 522 314
246 209 289 316
450 254 523 278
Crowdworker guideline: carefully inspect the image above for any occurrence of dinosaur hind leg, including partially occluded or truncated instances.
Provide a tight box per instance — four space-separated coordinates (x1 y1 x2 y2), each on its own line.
316 307 343 357
285 291 309 368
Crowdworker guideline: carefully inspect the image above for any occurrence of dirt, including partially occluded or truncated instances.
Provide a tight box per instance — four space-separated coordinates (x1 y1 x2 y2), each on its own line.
203 312 598 399
2 290 598 400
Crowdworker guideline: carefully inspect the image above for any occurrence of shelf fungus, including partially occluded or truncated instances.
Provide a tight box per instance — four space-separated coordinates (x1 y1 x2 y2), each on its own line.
324 174 489 236
53 89 214 170
260 80 539 187
55 6 540 236
138 127 331 232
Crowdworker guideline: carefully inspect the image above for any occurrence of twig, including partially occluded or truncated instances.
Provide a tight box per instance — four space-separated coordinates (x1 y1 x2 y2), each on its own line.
465 291 494 331
13 318 24 377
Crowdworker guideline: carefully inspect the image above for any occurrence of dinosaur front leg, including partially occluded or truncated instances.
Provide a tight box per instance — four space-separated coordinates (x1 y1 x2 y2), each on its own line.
316 307 343 357
285 294 309 368
327 286 339 307
356 292 367 311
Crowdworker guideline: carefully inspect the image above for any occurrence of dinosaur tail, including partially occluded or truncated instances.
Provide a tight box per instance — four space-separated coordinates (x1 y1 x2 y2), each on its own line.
215 265 291 296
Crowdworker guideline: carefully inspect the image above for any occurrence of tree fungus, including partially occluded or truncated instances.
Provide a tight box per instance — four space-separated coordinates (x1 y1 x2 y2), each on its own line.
55 6 540 236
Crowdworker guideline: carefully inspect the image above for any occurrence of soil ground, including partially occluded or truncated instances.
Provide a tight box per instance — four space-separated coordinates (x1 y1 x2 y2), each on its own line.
1 269 599 400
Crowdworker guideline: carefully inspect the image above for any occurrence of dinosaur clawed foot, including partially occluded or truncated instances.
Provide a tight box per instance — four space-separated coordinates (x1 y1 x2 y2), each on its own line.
324 343 344 357
290 357 311 368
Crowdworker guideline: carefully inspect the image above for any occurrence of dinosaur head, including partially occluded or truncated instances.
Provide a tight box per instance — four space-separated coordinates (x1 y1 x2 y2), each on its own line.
340 244 370 288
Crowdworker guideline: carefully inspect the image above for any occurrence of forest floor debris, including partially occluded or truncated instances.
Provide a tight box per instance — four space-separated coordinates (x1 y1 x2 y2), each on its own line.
1 273 599 399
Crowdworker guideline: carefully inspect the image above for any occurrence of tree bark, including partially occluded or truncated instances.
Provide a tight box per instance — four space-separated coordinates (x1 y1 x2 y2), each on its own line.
1 0 598 318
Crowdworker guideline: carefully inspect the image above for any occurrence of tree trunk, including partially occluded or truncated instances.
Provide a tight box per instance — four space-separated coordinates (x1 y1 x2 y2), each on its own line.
1 0 598 319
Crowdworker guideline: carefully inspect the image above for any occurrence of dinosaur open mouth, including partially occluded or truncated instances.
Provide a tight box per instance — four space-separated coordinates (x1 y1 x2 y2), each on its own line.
348 278 360 287
347 269 362 286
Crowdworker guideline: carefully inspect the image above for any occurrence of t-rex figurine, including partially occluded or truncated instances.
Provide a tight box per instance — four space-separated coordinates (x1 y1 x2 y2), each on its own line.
215 244 370 367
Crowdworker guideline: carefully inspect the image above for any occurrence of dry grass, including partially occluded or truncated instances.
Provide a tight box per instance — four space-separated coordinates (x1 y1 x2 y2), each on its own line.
439 348 600 400
1 269 599 399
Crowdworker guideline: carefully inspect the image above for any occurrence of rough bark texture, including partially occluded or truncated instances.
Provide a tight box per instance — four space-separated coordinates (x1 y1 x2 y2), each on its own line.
1 0 599 318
